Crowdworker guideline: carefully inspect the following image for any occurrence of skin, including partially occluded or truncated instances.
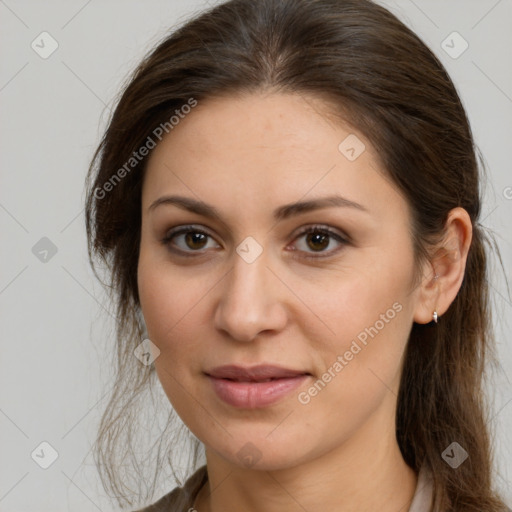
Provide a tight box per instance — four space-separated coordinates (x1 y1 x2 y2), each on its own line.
137 91 472 512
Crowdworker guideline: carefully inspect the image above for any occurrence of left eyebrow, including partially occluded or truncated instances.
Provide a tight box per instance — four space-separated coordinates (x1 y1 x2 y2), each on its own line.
147 194 369 221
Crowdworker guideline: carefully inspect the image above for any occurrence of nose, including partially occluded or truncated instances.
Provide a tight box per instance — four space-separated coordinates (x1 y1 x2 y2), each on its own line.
213 248 288 343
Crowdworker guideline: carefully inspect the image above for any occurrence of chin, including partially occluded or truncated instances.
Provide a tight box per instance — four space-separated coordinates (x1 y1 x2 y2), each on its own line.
203 426 318 471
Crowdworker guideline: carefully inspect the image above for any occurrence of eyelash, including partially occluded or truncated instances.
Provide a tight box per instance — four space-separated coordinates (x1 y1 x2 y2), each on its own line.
160 224 349 260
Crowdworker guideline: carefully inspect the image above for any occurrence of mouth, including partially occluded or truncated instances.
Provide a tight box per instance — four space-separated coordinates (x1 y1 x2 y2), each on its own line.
205 364 311 381
205 365 311 408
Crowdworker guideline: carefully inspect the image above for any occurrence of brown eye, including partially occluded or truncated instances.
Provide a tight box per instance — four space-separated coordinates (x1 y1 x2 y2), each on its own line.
183 232 208 250
161 224 348 259
305 231 330 252
161 226 220 254
291 225 348 258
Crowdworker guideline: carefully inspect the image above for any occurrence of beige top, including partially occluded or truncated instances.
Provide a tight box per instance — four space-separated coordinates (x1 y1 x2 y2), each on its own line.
133 465 435 511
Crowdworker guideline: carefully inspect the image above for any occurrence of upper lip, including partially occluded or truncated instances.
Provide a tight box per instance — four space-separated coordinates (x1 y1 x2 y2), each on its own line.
205 365 310 381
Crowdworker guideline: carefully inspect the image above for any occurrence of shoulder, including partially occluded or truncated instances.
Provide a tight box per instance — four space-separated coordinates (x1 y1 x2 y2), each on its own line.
132 465 208 512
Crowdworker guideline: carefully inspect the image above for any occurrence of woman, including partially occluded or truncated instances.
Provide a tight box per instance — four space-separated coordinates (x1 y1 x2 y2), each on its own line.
85 0 510 510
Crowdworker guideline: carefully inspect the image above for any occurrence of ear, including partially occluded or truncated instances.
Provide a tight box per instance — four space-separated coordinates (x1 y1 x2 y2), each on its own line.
413 207 473 324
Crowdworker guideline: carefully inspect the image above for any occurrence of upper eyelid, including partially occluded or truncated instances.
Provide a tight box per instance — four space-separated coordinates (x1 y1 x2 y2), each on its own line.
163 223 347 239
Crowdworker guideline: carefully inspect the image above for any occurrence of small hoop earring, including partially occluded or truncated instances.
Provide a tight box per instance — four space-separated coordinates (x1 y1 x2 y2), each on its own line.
433 310 438 323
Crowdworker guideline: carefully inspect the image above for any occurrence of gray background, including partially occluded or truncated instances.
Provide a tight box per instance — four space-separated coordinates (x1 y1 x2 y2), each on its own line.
1 0 511 510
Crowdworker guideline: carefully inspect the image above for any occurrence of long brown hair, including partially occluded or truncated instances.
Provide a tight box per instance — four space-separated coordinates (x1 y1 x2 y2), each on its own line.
85 0 508 509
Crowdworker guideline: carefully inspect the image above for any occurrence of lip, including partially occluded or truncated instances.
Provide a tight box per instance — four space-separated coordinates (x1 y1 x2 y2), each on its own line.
206 364 309 381
205 365 310 409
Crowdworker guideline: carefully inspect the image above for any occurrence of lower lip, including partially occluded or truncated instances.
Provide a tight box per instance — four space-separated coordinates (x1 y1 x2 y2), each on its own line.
208 375 309 408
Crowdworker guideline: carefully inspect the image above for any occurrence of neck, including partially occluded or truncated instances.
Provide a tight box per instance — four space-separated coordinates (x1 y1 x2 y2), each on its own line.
194 409 417 512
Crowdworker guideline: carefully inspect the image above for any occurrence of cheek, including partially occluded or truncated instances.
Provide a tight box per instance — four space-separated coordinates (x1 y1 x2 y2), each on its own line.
137 249 225 384
296 286 412 444
302 257 412 348
137 255 207 409
137 250 198 352
304 249 415 392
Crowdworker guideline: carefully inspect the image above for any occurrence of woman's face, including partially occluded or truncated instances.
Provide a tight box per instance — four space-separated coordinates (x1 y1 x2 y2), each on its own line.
138 92 425 470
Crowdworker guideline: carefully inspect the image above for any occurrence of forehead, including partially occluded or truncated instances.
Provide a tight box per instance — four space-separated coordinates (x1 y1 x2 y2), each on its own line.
142 92 407 223
148 92 358 161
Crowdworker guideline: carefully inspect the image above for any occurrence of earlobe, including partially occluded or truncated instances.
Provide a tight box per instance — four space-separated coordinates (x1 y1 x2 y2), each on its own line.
413 267 441 325
432 272 439 323
413 207 473 325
